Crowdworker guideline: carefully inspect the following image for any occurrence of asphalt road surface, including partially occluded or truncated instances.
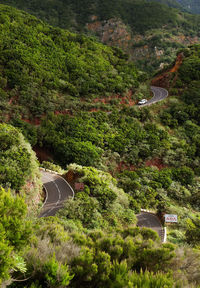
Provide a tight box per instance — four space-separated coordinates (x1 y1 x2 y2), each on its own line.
137 211 163 241
139 86 168 107
39 171 74 217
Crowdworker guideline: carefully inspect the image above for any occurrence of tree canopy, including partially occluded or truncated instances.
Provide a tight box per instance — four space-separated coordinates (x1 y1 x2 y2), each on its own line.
0 123 39 191
0 4 138 119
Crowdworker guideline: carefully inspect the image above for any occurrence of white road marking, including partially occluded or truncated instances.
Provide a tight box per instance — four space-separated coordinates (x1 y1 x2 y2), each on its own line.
40 171 74 217
137 211 164 240
41 174 61 217
140 86 168 107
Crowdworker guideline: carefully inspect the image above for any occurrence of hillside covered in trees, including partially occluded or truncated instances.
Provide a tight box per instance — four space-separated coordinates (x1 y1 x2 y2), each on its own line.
0 4 138 121
0 123 41 203
0 0 198 31
1 0 200 73
0 4 200 288
149 0 200 14
177 0 200 14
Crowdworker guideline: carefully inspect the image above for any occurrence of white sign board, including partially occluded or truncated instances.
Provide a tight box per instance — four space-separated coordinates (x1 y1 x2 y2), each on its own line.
164 214 178 223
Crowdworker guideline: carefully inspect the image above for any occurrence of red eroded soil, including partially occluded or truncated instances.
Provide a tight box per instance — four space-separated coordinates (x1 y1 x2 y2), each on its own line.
89 108 101 112
145 158 166 170
117 161 136 172
93 89 136 107
93 95 119 104
54 109 72 116
9 97 14 104
169 53 183 73
116 158 167 173
22 118 41 126
22 110 72 126
151 53 184 88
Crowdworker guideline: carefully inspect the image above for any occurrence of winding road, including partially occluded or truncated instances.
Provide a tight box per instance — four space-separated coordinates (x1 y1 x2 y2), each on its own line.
39 171 74 217
40 86 168 240
136 86 167 241
136 212 164 241
40 174 166 241
139 86 168 107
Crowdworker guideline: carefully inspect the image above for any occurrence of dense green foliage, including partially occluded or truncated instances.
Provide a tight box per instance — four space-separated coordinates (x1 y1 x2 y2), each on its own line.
178 46 200 86
0 187 31 285
1 0 199 33
58 164 136 228
160 46 200 143
0 4 138 119
37 110 169 168
153 0 200 14
0 123 39 191
118 166 195 206
148 0 184 10
185 216 200 247
148 0 200 14
35 100 200 244
0 0 76 29
1 4 200 287
8 215 200 288
153 44 200 243
37 104 200 180
19 40 200 242
1 0 200 74
148 0 184 9
118 165 200 242
160 45 200 147
177 0 200 14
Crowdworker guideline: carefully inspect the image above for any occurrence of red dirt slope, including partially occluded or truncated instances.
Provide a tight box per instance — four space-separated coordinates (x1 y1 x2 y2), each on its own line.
151 53 184 88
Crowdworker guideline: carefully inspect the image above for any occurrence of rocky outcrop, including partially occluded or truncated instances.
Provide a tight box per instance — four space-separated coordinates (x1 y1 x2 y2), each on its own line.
86 16 199 73
87 18 132 50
